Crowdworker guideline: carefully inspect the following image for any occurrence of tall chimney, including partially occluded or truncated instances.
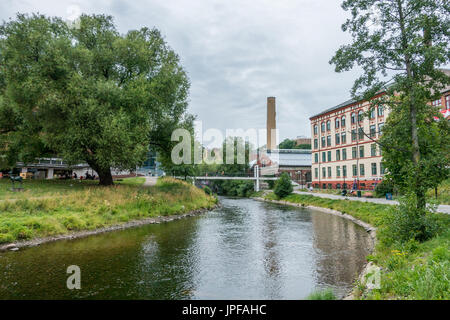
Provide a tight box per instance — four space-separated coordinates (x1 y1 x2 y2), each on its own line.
267 97 276 151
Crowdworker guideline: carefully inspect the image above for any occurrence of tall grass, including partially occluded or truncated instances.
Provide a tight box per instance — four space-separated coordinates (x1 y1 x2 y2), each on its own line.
0 177 216 244
306 289 336 300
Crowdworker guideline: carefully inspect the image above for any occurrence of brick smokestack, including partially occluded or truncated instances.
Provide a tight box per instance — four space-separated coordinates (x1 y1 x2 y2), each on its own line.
267 97 276 151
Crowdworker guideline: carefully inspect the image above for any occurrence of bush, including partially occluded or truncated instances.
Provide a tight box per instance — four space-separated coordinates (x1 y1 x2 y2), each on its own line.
267 176 276 189
375 180 394 197
203 186 212 195
382 193 441 243
274 172 293 198
213 180 254 197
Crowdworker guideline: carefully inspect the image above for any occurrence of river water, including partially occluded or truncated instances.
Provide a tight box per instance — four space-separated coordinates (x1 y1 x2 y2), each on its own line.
0 198 371 299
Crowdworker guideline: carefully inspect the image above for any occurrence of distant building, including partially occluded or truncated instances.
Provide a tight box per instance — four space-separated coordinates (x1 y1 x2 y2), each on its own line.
258 149 312 186
295 136 311 146
12 158 90 179
256 97 312 186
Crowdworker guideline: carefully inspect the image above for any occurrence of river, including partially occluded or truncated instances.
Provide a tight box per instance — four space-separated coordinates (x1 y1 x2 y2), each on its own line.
0 197 371 299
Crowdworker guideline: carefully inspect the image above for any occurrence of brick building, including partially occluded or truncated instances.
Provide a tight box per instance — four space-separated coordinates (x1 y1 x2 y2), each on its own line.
310 77 450 190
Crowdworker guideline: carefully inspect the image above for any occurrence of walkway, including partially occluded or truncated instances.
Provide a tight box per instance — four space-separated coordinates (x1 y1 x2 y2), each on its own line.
143 176 158 187
293 190 450 214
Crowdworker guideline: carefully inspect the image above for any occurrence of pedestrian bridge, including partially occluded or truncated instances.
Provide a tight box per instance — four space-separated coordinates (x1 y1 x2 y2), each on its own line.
177 176 278 192
176 166 280 191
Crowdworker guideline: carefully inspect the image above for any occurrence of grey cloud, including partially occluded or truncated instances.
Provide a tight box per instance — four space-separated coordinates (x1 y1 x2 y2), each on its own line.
0 0 362 145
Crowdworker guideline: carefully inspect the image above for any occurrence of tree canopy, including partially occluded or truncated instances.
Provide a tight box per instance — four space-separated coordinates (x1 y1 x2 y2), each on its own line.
0 13 192 185
278 138 311 150
330 0 450 209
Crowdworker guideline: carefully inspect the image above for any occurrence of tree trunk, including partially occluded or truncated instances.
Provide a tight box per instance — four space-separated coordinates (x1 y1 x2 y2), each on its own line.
397 0 425 210
86 160 114 186
97 167 114 186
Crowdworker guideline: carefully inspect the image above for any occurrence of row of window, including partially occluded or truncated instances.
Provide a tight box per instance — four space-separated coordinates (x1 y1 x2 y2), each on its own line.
314 163 385 179
313 123 384 149
432 96 450 109
313 106 384 135
314 143 381 163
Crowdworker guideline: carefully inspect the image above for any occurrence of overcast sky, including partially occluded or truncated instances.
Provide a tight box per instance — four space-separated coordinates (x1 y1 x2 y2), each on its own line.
0 0 363 145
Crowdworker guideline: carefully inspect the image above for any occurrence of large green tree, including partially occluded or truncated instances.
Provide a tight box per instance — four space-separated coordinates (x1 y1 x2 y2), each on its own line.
330 0 450 210
0 13 191 185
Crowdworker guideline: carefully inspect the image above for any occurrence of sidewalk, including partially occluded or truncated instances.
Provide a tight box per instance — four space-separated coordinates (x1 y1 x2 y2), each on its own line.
143 176 158 187
293 190 450 214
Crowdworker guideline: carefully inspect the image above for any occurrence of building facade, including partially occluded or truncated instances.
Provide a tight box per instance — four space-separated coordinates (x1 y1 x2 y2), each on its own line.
310 82 450 190
310 93 389 190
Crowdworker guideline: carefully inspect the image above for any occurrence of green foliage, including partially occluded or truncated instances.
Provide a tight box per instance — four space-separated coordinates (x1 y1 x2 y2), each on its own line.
273 172 293 198
426 178 450 205
374 180 395 198
380 105 450 203
0 13 192 185
278 139 297 149
205 136 254 197
306 289 336 300
330 0 450 212
215 180 254 198
267 176 276 189
278 139 311 150
202 185 212 196
296 144 311 150
381 194 441 243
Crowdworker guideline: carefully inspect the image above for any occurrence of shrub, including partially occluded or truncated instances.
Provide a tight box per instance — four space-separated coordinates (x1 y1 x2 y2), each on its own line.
375 180 394 197
274 172 293 198
266 175 276 189
203 186 212 195
382 194 441 243
213 180 254 197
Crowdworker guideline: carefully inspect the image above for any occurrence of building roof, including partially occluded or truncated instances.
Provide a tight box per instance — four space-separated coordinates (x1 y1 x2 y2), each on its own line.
310 69 450 120
309 98 357 120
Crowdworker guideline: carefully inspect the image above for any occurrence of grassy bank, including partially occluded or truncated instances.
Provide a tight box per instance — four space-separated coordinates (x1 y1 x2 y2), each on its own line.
263 192 450 300
0 177 216 244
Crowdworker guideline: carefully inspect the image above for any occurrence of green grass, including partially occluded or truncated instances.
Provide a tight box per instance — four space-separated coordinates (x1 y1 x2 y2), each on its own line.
306 289 336 300
115 177 146 186
265 192 391 227
0 177 216 244
263 192 450 300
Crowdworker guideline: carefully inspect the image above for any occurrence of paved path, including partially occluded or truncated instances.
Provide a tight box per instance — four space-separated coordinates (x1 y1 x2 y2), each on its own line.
293 190 450 214
143 176 158 187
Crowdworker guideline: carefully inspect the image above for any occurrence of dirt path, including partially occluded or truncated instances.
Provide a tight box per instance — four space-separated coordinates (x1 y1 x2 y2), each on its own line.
143 176 158 187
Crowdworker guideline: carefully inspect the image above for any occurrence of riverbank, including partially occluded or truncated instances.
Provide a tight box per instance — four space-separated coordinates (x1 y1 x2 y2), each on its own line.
0 177 217 247
258 192 450 300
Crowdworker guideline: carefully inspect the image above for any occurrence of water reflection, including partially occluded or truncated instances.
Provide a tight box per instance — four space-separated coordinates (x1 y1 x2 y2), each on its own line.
310 210 372 296
0 198 370 299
